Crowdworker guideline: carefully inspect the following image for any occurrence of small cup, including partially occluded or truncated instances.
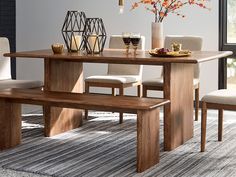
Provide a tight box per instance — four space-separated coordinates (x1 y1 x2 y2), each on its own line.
51 43 64 54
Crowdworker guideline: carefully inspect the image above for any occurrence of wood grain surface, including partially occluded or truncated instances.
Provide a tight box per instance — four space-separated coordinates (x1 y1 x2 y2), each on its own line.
0 88 168 172
0 99 21 150
0 89 169 113
3 49 232 151
4 49 233 65
163 63 194 150
137 109 160 172
43 59 84 136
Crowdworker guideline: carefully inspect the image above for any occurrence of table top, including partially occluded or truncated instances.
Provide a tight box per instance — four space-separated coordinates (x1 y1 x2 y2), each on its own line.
4 49 233 65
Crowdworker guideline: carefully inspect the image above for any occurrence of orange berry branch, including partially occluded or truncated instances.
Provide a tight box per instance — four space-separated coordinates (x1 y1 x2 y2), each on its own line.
131 0 211 23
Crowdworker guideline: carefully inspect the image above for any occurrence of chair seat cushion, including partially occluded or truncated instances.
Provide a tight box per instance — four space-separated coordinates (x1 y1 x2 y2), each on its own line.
0 79 43 90
201 89 236 105
142 78 163 86
142 78 199 87
85 75 140 84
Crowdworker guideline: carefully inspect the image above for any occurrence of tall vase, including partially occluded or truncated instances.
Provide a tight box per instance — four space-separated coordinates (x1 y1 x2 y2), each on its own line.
151 22 164 49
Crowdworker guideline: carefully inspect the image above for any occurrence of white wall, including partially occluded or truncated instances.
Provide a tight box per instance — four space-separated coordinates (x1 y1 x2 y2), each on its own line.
16 0 218 97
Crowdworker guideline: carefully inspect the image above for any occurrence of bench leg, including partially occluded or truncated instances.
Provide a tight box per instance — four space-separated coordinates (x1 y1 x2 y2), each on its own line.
137 109 160 173
0 99 21 150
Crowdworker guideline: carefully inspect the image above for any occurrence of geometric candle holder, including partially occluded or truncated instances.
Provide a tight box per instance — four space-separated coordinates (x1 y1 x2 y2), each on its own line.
61 11 86 52
82 18 107 54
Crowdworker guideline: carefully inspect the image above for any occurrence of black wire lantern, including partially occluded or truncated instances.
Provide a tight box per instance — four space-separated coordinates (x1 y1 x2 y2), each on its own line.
61 11 86 52
83 18 107 54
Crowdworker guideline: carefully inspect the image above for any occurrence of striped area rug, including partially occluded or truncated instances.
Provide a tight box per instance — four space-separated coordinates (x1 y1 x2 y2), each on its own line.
1 111 236 177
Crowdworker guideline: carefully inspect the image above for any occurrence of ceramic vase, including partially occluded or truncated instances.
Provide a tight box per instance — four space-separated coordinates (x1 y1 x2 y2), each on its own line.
151 22 164 49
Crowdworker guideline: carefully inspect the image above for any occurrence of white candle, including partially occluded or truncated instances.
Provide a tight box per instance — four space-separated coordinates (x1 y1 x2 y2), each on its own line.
88 35 99 53
71 35 81 51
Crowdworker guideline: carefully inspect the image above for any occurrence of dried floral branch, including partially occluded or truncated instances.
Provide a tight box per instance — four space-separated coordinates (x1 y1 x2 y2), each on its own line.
131 0 211 23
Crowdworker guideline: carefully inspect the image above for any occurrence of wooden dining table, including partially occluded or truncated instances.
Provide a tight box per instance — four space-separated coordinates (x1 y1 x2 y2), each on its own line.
4 49 232 151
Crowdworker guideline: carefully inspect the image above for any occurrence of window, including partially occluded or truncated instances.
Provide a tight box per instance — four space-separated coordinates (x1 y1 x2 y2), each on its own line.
227 0 236 43
219 0 236 89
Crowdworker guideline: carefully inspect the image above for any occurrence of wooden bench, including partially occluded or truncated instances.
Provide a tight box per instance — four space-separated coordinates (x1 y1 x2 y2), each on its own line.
0 88 169 173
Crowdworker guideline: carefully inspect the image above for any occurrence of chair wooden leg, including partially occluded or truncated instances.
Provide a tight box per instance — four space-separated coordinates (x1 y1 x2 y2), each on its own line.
195 87 199 121
112 88 116 96
137 85 142 97
84 82 89 120
142 85 147 98
218 109 223 141
201 101 207 152
111 88 116 113
119 87 124 124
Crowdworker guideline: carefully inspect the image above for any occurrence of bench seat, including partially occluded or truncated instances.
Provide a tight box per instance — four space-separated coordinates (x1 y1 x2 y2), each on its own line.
0 88 168 113
0 88 169 173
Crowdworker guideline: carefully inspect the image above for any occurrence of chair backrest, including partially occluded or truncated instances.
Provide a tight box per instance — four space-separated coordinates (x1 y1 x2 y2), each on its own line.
164 35 203 79
0 37 12 80
107 35 145 77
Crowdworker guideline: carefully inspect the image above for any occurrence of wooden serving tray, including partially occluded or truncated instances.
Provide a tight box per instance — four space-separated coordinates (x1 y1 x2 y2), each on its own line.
149 51 191 57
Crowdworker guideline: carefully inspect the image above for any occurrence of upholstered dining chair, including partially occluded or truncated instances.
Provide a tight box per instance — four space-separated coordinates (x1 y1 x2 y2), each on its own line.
201 89 236 152
142 35 203 121
84 35 145 123
0 37 43 89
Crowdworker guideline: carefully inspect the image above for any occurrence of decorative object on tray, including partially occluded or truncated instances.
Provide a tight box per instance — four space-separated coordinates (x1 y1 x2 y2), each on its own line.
83 18 107 54
61 11 86 52
131 0 211 49
149 47 191 57
51 43 64 54
171 42 182 51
